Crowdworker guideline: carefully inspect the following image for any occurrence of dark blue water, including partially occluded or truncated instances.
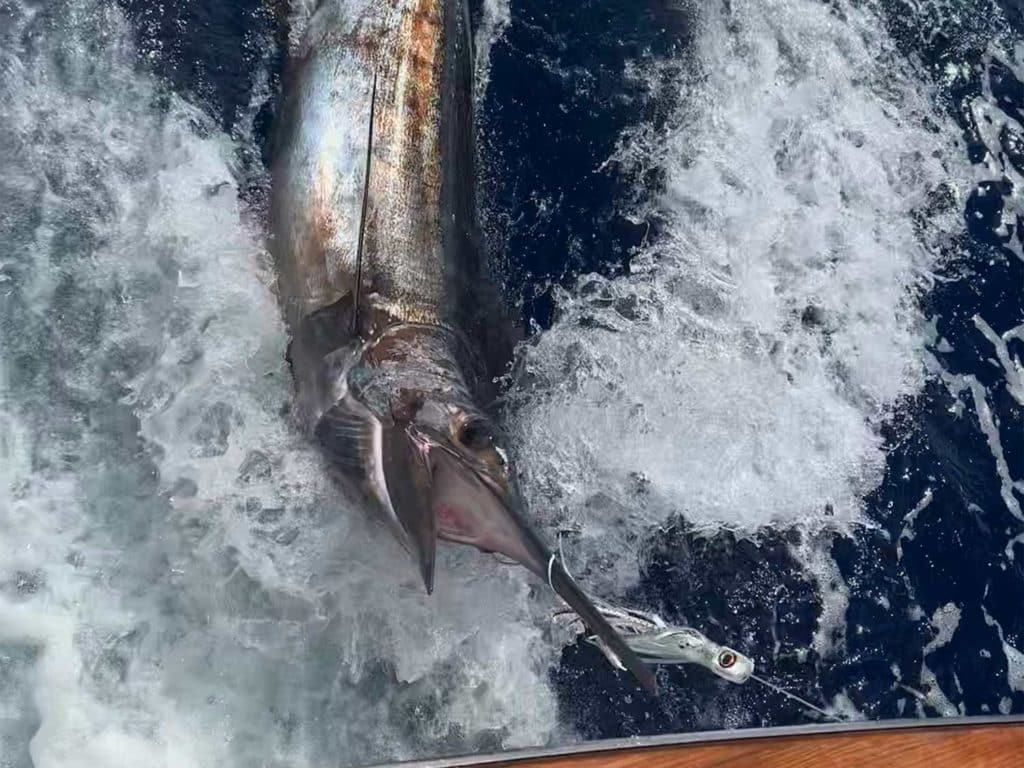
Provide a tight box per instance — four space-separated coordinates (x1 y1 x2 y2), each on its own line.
119 0 1022 747
475 0 690 326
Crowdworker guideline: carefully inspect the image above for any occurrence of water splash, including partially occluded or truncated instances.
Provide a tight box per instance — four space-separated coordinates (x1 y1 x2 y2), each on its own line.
508 0 969 590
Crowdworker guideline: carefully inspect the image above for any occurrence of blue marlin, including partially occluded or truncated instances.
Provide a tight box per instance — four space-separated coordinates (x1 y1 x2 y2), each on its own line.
271 0 655 694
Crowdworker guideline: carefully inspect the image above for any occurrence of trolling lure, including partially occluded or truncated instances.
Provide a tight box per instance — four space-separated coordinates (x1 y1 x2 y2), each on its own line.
553 598 843 722
552 601 753 684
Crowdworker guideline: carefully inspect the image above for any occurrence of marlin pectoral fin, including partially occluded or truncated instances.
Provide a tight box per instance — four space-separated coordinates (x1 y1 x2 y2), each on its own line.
315 397 437 593
316 395 380 473
381 424 437 594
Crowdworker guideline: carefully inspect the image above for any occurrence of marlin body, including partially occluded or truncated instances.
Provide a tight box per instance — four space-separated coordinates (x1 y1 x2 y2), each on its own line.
271 0 655 693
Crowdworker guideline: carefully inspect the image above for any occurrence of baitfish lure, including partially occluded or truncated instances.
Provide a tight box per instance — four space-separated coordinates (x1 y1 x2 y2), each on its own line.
553 598 843 722
552 601 754 684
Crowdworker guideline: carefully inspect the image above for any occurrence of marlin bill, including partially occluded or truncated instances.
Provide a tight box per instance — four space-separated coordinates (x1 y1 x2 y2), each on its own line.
270 0 657 694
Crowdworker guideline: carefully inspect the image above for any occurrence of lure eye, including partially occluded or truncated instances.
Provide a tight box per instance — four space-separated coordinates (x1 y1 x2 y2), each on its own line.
718 650 737 669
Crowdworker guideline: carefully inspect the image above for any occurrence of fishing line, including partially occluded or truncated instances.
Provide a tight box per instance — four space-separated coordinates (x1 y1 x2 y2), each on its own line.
749 673 844 723
351 68 377 337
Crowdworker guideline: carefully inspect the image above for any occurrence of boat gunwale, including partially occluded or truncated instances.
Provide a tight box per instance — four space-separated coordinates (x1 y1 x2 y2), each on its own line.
369 713 1024 767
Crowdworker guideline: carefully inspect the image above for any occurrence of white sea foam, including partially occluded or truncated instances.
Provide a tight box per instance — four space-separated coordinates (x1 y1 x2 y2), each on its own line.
971 42 1024 262
799 538 851 659
924 603 962 655
508 0 968 589
474 0 512 100
941 371 1024 523
898 488 934 560
975 316 1024 407
983 605 1024 694
917 661 961 716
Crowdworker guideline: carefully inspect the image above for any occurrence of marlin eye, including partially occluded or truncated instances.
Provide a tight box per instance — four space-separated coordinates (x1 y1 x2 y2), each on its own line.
458 419 493 451
718 650 737 669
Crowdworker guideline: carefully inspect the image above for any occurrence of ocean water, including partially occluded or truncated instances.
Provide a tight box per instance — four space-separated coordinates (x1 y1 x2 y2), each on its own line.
0 0 1021 766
